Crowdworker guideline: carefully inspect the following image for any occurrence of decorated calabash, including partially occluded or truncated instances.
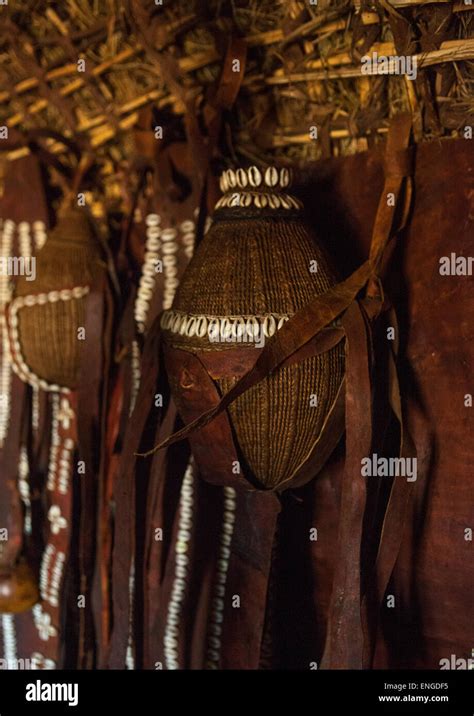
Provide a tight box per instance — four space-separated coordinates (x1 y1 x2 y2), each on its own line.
7 207 103 393
1 205 103 612
161 166 345 490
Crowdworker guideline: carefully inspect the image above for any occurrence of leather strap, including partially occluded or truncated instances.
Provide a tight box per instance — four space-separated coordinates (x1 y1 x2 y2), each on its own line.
219 490 281 669
361 309 418 667
76 274 109 669
108 316 163 668
143 402 180 668
321 301 372 669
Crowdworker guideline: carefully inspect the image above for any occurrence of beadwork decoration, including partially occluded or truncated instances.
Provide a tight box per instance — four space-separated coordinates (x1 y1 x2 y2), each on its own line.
204 486 236 670
127 212 194 667
1 614 18 667
8 206 103 392
7 287 90 393
18 446 32 535
134 213 161 334
47 505 68 535
32 221 47 251
161 309 291 340
164 460 194 670
215 166 302 211
31 652 56 670
32 604 58 642
0 219 15 447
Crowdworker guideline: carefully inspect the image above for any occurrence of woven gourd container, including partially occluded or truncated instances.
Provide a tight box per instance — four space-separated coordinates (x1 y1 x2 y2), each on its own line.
161 166 345 490
8 207 102 392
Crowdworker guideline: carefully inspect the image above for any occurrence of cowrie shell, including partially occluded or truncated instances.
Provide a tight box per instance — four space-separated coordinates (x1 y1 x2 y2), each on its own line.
248 166 262 187
265 167 279 187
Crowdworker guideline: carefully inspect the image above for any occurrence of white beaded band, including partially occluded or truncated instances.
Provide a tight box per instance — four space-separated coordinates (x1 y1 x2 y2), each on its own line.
219 166 291 192
18 446 32 535
127 215 196 669
134 213 161 334
32 603 57 642
0 219 15 446
31 651 56 670
216 166 301 211
215 191 302 211
204 486 236 670
164 460 194 670
32 220 47 251
161 225 179 311
161 309 291 339
1 614 18 668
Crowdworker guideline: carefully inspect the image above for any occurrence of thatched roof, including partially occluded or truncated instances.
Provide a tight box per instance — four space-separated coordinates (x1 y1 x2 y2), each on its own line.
0 0 473 209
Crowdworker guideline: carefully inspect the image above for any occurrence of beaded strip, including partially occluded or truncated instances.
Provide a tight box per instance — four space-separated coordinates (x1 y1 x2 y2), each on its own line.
57 437 74 496
219 166 292 192
31 386 40 431
31 651 56 670
34 393 75 656
134 213 161 334
0 220 38 665
161 226 179 311
39 543 68 611
18 220 32 261
32 604 58 642
44 550 66 608
1 614 18 668
46 394 60 491
125 560 135 670
39 544 56 601
181 219 195 260
128 339 141 418
127 215 194 669
161 309 291 339
164 460 194 670
0 218 14 447
18 446 32 535
7 286 90 393
127 213 163 666
215 191 302 211
32 220 47 251
216 167 302 211
204 486 236 669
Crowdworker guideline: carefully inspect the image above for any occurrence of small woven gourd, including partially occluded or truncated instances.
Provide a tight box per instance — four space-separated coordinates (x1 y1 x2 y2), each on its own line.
8 207 103 392
161 166 345 489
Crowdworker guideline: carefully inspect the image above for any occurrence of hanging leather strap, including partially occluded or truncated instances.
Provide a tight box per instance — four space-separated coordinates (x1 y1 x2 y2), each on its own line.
76 274 109 669
320 301 372 669
143 401 180 668
108 317 163 668
361 308 418 666
219 490 281 669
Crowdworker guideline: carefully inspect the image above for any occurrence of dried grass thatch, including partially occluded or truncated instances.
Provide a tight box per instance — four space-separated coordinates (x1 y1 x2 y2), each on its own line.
0 0 473 210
